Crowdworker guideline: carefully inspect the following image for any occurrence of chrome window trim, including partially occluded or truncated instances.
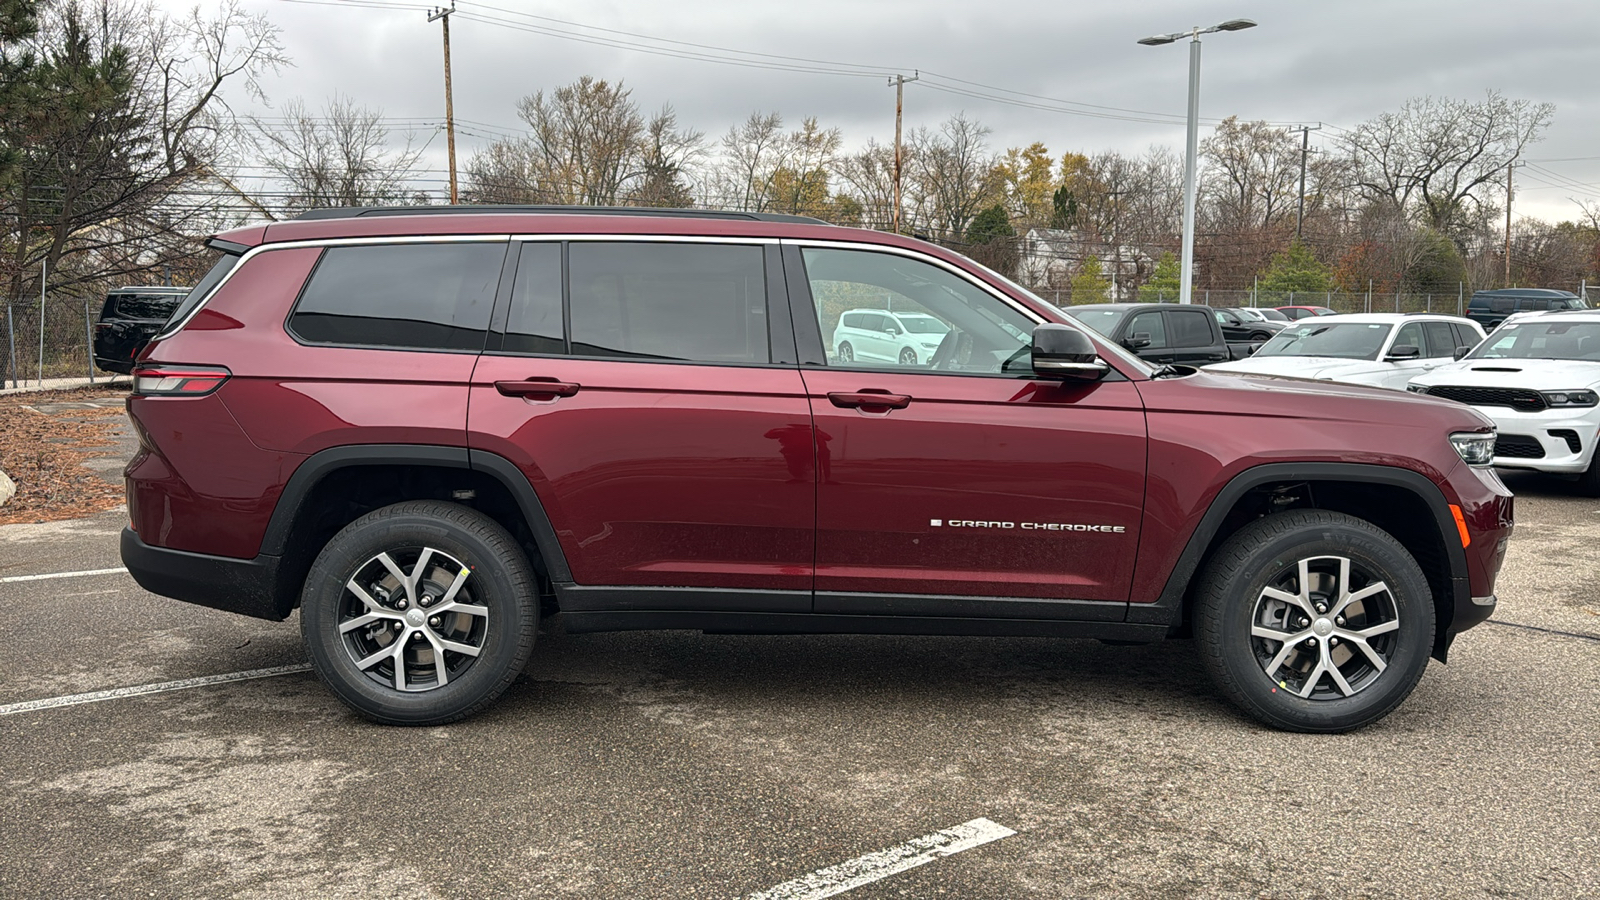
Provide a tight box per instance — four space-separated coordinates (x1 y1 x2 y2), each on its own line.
155 234 513 339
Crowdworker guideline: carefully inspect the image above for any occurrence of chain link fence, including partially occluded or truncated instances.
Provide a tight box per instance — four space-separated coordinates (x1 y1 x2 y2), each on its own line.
1033 283 1478 316
2 292 109 389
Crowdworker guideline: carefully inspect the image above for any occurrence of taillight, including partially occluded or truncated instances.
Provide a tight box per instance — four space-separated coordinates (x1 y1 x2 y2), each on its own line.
132 365 231 396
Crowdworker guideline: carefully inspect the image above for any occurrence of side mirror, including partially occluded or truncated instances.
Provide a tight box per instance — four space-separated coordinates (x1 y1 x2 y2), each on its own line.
1123 332 1152 351
1385 344 1421 361
1453 345 1473 360
884 326 900 336
1033 324 1109 382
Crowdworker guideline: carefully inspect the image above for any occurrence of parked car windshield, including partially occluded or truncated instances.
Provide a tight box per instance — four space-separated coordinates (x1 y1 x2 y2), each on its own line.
1253 322 1391 360
896 313 949 334
1469 320 1600 360
1061 308 1125 337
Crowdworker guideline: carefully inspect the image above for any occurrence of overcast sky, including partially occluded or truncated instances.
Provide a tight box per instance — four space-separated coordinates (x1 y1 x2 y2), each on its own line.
203 0 1599 222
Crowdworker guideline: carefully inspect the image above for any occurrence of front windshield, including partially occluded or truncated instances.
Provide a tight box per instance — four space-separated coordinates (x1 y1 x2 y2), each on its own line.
1235 308 1266 322
1469 320 1600 360
896 314 949 334
980 267 1157 375
1253 321 1391 360
1061 308 1125 337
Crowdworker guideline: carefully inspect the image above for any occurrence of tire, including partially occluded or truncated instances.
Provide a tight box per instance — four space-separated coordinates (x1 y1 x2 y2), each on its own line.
300 500 538 725
1194 509 1434 733
838 342 854 363
898 347 918 366
1250 331 1272 342
1576 453 1600 497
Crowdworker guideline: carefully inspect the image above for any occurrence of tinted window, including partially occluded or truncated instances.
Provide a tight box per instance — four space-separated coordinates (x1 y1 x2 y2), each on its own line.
503 243 564 355
1450 323 1476 353
1169 310 1213 348
1490 297 1515 313
1518 298 1550 311
112 293 182 320
1127 311 1167 349
1422 322 1457 358
291 243 503 350
159 251 239 336
569 242 768 364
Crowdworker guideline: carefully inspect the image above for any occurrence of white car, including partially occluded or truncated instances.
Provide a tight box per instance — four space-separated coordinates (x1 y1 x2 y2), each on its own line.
831 308 950 367
1409 312 1600 493
1207 313 1485 391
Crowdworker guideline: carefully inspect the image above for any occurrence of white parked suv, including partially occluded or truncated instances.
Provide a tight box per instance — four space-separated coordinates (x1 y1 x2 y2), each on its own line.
832 308 950 367
1409 312 1600 493
1207 314 1484 391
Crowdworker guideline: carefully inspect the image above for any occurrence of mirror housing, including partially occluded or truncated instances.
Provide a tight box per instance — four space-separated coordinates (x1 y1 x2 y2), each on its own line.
1385 344 1421 361
1033 324 1109 382
1123 332 1152 351
1453 345 1473 360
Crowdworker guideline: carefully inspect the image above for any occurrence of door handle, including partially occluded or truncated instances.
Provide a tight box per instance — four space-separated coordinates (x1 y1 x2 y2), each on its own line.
828 390 911 411
495 378 581 399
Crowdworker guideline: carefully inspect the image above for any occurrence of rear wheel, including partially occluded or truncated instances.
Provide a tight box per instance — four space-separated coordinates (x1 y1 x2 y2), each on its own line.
838 342 855 363
1195 509 1434 732
300 501 537 725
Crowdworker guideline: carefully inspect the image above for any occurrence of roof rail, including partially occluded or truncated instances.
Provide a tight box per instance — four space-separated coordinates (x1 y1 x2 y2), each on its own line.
290 204 829 225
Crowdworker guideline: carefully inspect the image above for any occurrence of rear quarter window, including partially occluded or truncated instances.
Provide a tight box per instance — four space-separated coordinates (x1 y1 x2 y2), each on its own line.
289 242 506 351
110 294 183 320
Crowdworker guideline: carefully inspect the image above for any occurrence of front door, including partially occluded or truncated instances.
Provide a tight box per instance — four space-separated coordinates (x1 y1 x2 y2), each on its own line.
790 244 1147 611
467 239 815 606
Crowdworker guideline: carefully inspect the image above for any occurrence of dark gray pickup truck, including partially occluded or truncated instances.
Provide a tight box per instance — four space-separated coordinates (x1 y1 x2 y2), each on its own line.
1061 302 1259 365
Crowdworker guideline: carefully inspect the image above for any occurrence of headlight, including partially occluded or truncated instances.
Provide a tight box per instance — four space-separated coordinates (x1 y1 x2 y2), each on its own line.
1541 390 1598 407
1406 384 1427 394
920 341 940 349
1450 432 1497 467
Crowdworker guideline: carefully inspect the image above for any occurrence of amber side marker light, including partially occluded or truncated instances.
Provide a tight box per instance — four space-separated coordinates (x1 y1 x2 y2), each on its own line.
1449 504 1471 547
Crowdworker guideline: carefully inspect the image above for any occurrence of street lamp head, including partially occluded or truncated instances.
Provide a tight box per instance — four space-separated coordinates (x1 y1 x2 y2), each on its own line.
1213 18 1257 31
1137 34 1178 46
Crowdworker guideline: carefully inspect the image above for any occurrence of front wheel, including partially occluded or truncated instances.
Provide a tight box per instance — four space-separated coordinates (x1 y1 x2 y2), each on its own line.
1195 509 1434 732
898 347 918 366
300 500 538 725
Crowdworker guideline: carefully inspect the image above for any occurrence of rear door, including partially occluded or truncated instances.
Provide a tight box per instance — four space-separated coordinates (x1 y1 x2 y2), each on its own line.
790 243 1147 611
1165 307 1227 365
467 238 815 607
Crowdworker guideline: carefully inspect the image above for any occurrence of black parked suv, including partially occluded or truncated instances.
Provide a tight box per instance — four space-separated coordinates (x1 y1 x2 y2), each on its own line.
93 285 190 374
1466 288 1585 330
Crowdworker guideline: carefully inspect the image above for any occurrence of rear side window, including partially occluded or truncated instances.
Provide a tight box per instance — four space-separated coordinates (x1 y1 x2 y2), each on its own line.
1489 296 1515 313
1168 309 1213 347
503 243 564 355
568 242 768 364
1518 298 1550 312
290 242 504 351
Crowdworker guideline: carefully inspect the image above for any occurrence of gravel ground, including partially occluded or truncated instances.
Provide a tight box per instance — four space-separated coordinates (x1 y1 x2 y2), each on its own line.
0 450 1595 898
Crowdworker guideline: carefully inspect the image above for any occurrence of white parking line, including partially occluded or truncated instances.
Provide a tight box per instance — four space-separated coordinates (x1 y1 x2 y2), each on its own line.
0 566 128 584
745 817 1016 900
0 664 313 717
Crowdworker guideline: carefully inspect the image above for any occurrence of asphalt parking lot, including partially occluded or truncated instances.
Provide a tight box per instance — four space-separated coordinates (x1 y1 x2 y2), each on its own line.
1 412 1597 898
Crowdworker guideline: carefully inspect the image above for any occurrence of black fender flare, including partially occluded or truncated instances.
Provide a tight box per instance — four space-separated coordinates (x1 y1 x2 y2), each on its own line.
260 443 572 583
1129 462 1468 652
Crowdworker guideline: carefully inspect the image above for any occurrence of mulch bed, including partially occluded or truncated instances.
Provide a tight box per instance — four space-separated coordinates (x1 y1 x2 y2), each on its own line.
0 388 131 525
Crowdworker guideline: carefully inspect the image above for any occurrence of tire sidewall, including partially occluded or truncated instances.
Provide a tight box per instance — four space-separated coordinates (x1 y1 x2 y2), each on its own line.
301 506 535 724
1200 515 1435 732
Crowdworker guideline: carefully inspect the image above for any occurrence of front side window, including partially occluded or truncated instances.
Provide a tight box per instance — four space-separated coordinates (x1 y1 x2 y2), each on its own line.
804 247 1033 374
1127 311 1167 349
290 242 504 351
1391 322 1425 356
568 242 768 364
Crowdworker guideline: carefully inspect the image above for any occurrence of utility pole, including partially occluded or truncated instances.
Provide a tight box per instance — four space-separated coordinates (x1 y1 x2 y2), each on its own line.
888 71 918 234
1289 123 1321 241
429 2 459 204
1504 158 1520 288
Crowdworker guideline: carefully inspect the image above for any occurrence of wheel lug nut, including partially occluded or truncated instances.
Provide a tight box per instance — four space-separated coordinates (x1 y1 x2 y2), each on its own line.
411 632 423 641
1336 616 1345 626
1315 604 1327 614
1306 637 1318 646
420 595 433 607
392 621 403 631
428 616 441 628
395 598 409 610
1330 637 1340 646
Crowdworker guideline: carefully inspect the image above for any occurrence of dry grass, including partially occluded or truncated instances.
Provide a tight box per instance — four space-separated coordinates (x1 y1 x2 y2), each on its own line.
0 388 130 525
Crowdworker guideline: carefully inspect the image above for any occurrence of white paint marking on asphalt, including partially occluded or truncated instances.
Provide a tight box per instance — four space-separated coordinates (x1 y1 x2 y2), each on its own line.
0 664 313 717
0 566 128 584
744 817 1016 900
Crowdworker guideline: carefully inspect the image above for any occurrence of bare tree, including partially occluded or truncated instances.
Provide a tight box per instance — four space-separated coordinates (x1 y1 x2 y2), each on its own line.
248 95 424 213
709 111 787 211
832 139 899 230
1342 91 1553 236
512 76 645 205
1200 117 1300 233
629 105 702 208
910 113 1001 238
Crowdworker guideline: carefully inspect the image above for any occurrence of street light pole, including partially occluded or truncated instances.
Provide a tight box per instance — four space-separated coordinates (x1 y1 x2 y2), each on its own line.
1138 18 1257 305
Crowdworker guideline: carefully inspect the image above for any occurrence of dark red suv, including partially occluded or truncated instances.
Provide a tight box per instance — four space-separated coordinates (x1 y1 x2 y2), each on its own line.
121 206 1513 732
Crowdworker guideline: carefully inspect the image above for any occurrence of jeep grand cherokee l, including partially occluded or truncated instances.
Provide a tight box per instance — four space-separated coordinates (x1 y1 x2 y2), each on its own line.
120 205 1513 733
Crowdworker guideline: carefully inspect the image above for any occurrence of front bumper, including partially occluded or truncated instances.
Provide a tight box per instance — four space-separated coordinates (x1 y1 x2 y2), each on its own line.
1479 408 1599 473
121 527 291 621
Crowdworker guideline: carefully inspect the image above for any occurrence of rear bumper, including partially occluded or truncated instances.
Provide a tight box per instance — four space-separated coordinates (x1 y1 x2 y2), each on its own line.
120 527 290 621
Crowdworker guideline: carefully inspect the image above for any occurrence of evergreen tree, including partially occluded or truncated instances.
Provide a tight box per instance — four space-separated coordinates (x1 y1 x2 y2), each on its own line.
1258 241 1336 292
1071 255 1107 304
1138 252 1181 302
